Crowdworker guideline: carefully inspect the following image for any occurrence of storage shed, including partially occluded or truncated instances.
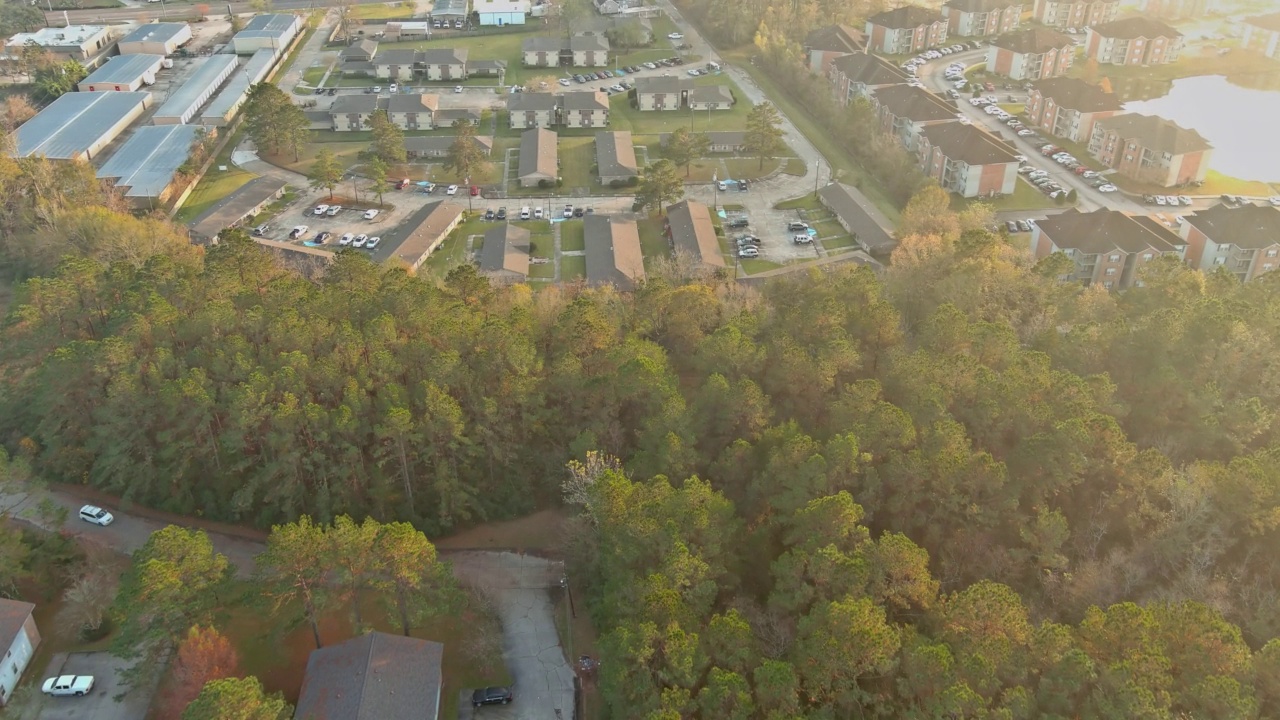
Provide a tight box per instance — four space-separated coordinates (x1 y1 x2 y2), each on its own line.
117 22 192 55
11 91 152 162
200 48 276 127
231 13 302 55
152 54 238 125
77 54 165 92
97 124 205 206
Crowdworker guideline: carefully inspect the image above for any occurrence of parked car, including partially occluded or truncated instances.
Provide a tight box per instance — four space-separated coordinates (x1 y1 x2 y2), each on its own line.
446 185 459 195
738 246 760 258
792 234 813 244
786 221 809 231
314 231 331 243
573 207 584 217
520 207 531 220
313 204 329 215
389 83 398 93
326 205 342 216
473 681 512 707
454 86 463 93
252 224 270 236
471 185 481 197
43 676 94 697
339 233 354 246
79 505 113 526
1178 195 1193 206
668 32 684 39
726 217 749 228
563 205 574 218
1097 184 1118 193
328 87 337 96
1017 220 1031 232
365 236 381 249
558 78 572 86
363 209 379 220
289 225 308 239
496 207 508 220
534 207 544 219
1005 220 1019 232
353 234 368 248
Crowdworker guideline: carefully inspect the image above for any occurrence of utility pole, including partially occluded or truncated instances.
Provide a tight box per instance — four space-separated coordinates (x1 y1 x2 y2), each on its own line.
814 158 821 197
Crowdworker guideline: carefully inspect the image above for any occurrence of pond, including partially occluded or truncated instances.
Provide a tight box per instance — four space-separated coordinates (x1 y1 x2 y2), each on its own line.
1123 75 1280 183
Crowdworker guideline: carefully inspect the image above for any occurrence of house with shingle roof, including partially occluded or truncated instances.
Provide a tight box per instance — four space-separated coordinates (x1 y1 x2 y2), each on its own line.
917 121 1020 197
942 0 1022 37
294 632 444 720
404 134 494 159
584 215 645 289
1180 204 1280 281
1026 77 1121 143
635 76 693 111
339 39 378 62
870 84 960 150
561 90 610 126
665 199 726 271
595 131 638 184
986 27 1074 80
1085 17 1182 65
1030 208 1186 289
865 6 948 54
480 224 531 282
817 182 896 253
569 33 610 66
386 93 439 130
330 94 379 131
1088 113 1212 187
517 127 558 187
828 52 909 105
687 84 733 111
416 47 469 79
803 24 866 74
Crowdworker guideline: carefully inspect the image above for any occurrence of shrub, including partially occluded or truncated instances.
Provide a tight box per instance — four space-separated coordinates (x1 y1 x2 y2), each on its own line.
538 179 552 189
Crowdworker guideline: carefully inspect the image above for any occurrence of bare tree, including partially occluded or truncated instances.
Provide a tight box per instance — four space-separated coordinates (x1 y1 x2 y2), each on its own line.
562 451 621 520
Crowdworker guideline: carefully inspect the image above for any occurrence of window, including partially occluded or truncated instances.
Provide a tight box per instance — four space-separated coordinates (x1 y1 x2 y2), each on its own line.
1105 267 1117 275
1104 281 1113 288
1265 263 1274 271
1213 257 1225 265
1143 253 1153 260
1108 254 1120 262
1268 249 1277 257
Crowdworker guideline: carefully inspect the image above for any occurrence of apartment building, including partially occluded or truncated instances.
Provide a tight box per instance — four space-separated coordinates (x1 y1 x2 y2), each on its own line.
827 52 909 105
803 24 866 74
917 121 1020 197
986 28 1075 80
1026 77 1122 143
1244 12 1280 58
1030 208 1186 289
1180 204 1280 282
865 6 948 55
942 0 1023 37
1085 17 1182 65
871 84 959 150
1088 113 1212 187
1032 0 1120 28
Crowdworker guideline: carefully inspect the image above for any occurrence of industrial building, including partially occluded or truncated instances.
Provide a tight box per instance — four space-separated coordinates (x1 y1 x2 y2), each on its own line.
3 25 110 64
117 23 193 55
77 54 165 92
200 49 277 127
152 55 238 125
12 91 152 162
97 124 205 206
231 14 303 55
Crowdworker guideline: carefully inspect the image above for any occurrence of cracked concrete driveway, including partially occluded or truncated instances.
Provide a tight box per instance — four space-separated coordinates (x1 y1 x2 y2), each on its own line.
451 552 575 720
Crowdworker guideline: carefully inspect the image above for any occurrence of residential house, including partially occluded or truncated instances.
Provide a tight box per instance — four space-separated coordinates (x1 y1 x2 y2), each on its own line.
817 182 896 254
522 37 563 66
986 28 1074 80
917 121 1019 197
659 130 748 153
339 39 378 62
864 6 948 55
942 0 1022 37
294 632 443 720
387 201 466 272
403 134 494 159
687 84 733 111
329 94 379 131
469 59 507 77
594 0 623 14
476 0 529 25
1180 204 1280 281
0 601 38 707
1026 77 1122 143
1085 17 1183 65
803 24 867 74
665 200 725 271
1140 0 1209 19
417 48 469 80
479 224 530 282
595 130 639 184
374 48 417 80
436 107 481 126
634 76 693 111
1244 12 1280 58
1033 0 1120 27
508 92 561 128
561 91 610 127
870 84 959 150
569 33 611 66
1030 208 1186 289
584 215 645 289
386 93 439 130
828 51 909 105
1088 113 1212 187
518 127 558 187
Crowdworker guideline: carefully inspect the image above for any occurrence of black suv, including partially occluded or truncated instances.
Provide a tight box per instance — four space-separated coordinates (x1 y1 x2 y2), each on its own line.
496 207 508 220
472 687 513 708
726 217 749 228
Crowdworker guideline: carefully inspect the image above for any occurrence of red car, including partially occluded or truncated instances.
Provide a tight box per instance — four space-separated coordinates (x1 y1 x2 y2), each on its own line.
470 185 481 196
984 82 996 91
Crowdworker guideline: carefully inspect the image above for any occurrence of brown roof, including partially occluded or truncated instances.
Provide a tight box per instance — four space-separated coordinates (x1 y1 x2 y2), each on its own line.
992 27 1074 53
584 215 645 289
480 223 531 277
595 131 638 178
817 182 896 252
920 121 1018 165
688 84 733 105
1038 208 1184 255
561 90 609 110
416 47 468 64
1094 113 1211 155
872 84 959 122
635 75 694 95
944 0 1023 12
403 134 494 154
1184 204 1280 250
386 93 439 113
388 200 465 269
666 199 725 269
1031 77 1121 112
830 52 909 87
1247 12 1280 33
294 632 444 720
868 5 943 28
518 127 558 180
804 24 866 53
0 600 34 646
1090 16 1181 39
188 176 288 241
339 39 377 59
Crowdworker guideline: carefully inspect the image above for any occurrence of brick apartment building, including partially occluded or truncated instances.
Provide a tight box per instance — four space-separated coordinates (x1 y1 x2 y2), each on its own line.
1032 0 1120 28
1243 13 1280 59
1088 113 1212 187
803 24 866 74
1180 204 1280 282
1026 77 1122 143
986 28 1075 80
1030 208 1186 289
941 0 1022 37
828 52 909 105
865 6 948 55
1085 17 1183 65
871 84 960 150
917 121 1020 197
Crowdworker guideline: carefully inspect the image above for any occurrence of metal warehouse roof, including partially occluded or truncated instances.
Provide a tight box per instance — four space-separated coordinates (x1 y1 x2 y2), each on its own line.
153 54 238 121
5 25 105 48
97 124 204 197
201 49 276 121
81 54 164 85
433 0 469 15
118 22 189 45
236 13 299 39
13 91 151 159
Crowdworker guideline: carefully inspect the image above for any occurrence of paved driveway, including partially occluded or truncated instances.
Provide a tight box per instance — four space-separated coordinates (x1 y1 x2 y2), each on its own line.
26 652 154 720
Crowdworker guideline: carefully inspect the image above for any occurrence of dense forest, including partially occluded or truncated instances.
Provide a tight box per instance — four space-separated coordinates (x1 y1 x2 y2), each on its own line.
4 144 1280 715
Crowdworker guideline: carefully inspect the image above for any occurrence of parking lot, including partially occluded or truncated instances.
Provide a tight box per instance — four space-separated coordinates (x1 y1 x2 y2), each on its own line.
28 652 154 720
260 182 449 251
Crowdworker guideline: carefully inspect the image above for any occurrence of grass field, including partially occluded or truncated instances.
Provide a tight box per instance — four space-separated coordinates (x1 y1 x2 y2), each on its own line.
637 215 670 268
560 255 586 281
950 179 1059 212
175 129 254 223
822 235 859 250
557 136 597 192
776 194 824 211
560 220 585 251
739 257 784 274
351 2 418 19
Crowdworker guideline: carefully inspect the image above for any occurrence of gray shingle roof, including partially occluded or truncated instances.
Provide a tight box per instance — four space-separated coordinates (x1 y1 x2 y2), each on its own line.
376 48 417 66
871 84 959 122
804 24 866 52
688 84 732 105
920 121 1018 165
1031 77 1121 112
666 199 725 268
1184 204 1280 250
584 215 645 288
508 92 561 112
480 223 531 277
330 94 378 114
1094 113 1211 155
518 127 558 180
569 33 610 52
830 52 909 86
635 75 693 95
1090 16 1181 39
1038 208 1184 255
417 47 468 64
294 632 444 720
992 27 1073 53
817 182 896 252
868 5 942 28
523 37 564 52
561 90 608 110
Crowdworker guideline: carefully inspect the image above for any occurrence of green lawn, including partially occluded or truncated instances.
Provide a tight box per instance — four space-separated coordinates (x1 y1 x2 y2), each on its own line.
351 2 418 19
740 258 784 274
950 179 1059 212
560 220 585 251
561 255 586 281
608 77 753 134
558 137 597 192
422 218 497 276
175 128 254 223
775 194 824 211
812 219 844 238
302 65 327 87
637 215 671 268
822 235 859 251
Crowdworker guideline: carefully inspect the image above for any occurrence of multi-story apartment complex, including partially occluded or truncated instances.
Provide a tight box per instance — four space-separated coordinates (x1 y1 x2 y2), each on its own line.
827 52 909 105
1088 113 1212 187
1085 17 1182 65
942 0 1022 37
803 24 866 74
1180 204 1280 282
871 84 960 150
917 121 1020 197
865 6 948 55
1032 0 1120 28
1026 77 1121 143
1030 208 1186 289
986 28 1075 80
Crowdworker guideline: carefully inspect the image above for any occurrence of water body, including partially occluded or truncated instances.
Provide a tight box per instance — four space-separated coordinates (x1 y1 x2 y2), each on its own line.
1123 75 1280 183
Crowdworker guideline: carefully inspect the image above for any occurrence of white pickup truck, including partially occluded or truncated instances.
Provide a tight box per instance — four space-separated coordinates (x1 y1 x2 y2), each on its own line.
42 675 94 696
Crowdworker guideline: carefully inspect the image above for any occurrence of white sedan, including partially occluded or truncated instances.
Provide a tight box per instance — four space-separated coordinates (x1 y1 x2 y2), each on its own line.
78 505 113 526
558 78 572 86
446 184 459 195
668 32 684 40
1097 184 1118 193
